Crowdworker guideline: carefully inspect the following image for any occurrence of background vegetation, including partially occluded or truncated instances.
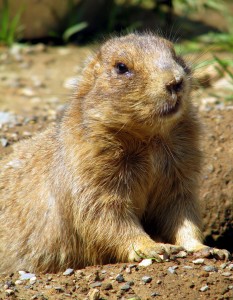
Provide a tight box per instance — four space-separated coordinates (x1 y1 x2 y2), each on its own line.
0 0 232 97
0 0 232 49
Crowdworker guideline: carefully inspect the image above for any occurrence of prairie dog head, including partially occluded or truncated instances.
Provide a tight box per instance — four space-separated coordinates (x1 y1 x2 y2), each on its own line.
77 33 192 137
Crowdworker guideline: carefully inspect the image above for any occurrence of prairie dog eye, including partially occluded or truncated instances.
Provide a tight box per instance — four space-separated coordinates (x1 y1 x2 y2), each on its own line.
115 62 129 74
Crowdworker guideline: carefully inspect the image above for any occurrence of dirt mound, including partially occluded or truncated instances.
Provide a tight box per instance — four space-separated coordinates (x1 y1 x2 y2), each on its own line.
200 110 233 253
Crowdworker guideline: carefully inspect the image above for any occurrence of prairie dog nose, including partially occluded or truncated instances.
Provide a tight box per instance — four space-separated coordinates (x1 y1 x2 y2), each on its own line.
166 77 184 95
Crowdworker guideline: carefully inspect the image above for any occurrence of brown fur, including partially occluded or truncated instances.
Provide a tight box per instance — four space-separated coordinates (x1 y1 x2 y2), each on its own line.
0 33 227 273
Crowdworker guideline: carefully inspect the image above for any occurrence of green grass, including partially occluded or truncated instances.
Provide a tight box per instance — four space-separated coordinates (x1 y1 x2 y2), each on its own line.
0 0 24 46
213 55 233 81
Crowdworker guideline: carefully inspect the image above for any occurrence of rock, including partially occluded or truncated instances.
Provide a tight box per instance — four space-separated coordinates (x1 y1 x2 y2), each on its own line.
0 112 16 125
120 283 131 291
192 258 205 265
228 264 233 270
142 276 152 283
63 268 74 276
88 288 100 300
167 266 178 274
20 272 36 280
15 280 23 285
54 286 65 293
20 87 36 97
127 281 134 286
138 259 153 267
200 285 209 292
5 289 14 296
221 272 232 277
151 292 160 297
175 250 187 258
0 138 8 147
90 282 102 288
220 263 227 269
115 273 125 282
29 276 37 284
183 266 193 270
128 297 141 300
18 270 26 275
101 282 113 290
203 266 218 272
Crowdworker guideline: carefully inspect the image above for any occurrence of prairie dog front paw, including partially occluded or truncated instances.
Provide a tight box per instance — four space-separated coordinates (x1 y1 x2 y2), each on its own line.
128 236 184 262
192 246 231 261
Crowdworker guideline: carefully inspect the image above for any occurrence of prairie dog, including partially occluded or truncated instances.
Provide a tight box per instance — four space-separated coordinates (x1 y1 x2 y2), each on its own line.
0 33 229 273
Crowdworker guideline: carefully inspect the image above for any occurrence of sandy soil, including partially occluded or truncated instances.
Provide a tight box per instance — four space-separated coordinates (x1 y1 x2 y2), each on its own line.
0 44 232 299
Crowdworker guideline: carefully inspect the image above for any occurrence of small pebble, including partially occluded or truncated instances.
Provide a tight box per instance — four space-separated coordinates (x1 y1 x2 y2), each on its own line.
221 272 232 277
20 272 36 280
200 285 209 292
18 270 26 275
183 266 193 270
0 137 8 147
0 111 16 125
167 266 177 274
156 280 162 284
101 282 113 290
116 273 125 282
151 292 160 297
138 259 153 267
228 264 233 270
192 258 205 265
141 276 152 283
88 288 100 300
20 87 36 97
15 280 23 285
228 285 233 290
175 250 187 258
29 276 37 285
220 263 227 269
125 267 131 274
75 270 85 277
203 266 218 272
63 268 74 276
120 283 131 291
128 297 141 300
5 289 14 296
54 286 65 292
90 282 102 288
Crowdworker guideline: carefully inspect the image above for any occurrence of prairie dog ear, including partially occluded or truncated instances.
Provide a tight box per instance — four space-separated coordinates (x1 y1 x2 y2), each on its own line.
75 52 101 98
83 52 101 78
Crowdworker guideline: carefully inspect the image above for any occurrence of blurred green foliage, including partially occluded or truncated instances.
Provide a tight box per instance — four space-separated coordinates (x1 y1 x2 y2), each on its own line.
174 0 233 53
0 0 232 52
0 0 24 46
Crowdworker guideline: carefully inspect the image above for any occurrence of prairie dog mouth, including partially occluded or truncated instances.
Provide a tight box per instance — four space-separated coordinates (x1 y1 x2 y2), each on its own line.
160 98 181 117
